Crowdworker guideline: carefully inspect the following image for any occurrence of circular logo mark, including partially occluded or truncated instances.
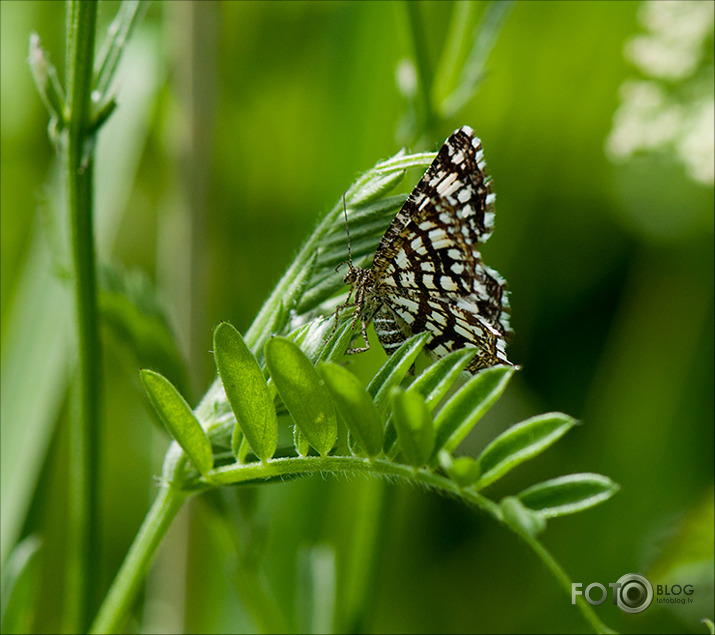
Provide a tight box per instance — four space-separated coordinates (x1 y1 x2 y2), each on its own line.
616 573 654 613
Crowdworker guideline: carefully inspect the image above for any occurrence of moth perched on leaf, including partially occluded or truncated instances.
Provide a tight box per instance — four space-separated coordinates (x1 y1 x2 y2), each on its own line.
338 126 513 373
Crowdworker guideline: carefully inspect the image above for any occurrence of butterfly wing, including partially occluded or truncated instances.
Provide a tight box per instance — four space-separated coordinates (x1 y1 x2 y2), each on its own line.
370 126 512 370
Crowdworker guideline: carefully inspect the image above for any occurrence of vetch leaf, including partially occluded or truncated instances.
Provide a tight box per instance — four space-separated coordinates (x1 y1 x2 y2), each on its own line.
500 496 547 537
140 369 213 477
213 322 277 462
99 262 188 395
318 363 383 458
318 319 356 364
438 1 514 117
367 331 430 416
408 347 477 410
433 365 514 455
474 413 578 489
265 337 337 456
349 169 405 207
390 387 433 467
382 348 476 457
517 473 620 518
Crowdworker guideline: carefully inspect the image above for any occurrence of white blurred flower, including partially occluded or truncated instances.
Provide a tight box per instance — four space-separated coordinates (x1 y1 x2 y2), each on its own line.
607 1 714 186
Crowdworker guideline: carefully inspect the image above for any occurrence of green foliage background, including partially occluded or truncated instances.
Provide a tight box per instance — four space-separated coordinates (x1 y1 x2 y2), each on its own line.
1 1 713 633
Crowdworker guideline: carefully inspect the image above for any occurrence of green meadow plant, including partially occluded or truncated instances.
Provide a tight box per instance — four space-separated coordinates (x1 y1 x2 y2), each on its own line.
8 2 623 633
90 155 618 633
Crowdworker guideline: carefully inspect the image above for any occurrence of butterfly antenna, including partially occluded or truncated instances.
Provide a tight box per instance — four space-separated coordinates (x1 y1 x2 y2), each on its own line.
336 193 354 273
343 193 353 266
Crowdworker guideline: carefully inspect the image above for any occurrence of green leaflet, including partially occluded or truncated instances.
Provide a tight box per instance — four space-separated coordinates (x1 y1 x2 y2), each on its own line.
433 365 514 456
318 363 383 458
367 331 430 416
140 369 213 477
474 413 577 489
500 497 547 537
390 387 434 468
407 347 477 410
213 322 277 462
441 454 481 487
383 347 476 458
517 473 620 518
265 337 337 457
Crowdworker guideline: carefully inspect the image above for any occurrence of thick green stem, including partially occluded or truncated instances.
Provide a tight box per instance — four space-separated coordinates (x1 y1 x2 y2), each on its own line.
509 526 616 634
89 484 190 634
403 0 436 138
63 1 100 631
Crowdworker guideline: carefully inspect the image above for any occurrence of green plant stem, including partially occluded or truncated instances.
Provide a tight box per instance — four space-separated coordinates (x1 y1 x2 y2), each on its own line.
508 527 617 635
63 1 101 632
90 448 614 634
89 484 190 634
402 0 436 138
208 456 614 634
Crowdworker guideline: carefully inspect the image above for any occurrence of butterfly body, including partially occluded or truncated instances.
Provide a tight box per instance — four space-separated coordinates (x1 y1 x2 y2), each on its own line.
343 126 512 372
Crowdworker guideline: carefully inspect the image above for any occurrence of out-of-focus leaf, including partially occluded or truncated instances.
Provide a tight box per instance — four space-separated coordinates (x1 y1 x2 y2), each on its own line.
517 473 620 518
99 262 188 395
295 544 336 635
1 535 43 634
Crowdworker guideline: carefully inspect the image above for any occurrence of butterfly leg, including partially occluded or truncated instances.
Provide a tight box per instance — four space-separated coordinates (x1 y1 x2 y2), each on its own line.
346 283 371 354
330 283 357 340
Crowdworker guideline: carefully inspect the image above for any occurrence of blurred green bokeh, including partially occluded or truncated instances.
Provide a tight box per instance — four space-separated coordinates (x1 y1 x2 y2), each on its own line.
1 1 712 633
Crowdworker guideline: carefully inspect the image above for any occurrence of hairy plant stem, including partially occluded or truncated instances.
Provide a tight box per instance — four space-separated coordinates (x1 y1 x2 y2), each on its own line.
63 1 101 632
89 483 190 634
209 456 615 634
91 452 614 634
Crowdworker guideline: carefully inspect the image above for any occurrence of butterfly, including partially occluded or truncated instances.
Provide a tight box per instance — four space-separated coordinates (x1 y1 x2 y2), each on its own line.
339 125 512 373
